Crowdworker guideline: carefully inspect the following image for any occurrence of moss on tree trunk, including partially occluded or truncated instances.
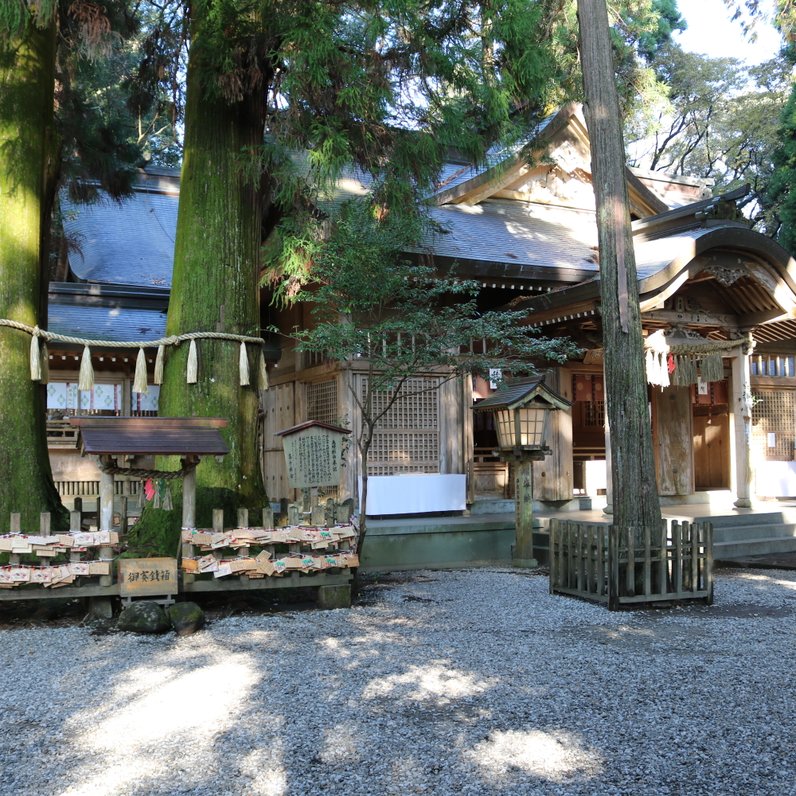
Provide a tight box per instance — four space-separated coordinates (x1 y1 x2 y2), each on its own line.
145 6 267 539
0 16 66 531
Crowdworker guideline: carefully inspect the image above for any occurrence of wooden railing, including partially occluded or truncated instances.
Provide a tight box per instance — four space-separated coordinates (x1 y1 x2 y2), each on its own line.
471 447 510 497
549 518 713 610
55 480 140 498
46 419 79 448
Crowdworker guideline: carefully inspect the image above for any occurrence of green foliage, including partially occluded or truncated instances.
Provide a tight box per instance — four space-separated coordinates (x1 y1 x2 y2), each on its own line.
627 44 789 235
769 85 796 252
293 199 580 405
0 1 58 37
127 486 250 556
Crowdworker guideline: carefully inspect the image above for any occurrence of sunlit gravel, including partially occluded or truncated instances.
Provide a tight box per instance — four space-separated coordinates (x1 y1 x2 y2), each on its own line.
1 567 794 795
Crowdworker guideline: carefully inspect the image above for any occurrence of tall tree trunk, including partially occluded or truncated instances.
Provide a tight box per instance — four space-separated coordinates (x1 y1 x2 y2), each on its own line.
157 6 267 525
0 15 65 530
577 0 662 536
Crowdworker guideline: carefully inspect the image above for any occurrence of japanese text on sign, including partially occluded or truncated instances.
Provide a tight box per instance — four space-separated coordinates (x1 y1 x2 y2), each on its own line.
118 558 178 597
283 431 342 488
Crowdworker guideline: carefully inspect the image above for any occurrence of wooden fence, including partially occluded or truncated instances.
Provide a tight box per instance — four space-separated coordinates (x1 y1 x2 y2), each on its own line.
549 518 713 609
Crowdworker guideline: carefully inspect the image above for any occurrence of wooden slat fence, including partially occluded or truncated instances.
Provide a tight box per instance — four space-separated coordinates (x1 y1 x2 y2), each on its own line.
549 518 713 609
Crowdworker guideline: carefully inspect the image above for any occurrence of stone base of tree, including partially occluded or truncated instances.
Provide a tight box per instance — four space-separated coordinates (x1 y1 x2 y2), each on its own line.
549 518 713 610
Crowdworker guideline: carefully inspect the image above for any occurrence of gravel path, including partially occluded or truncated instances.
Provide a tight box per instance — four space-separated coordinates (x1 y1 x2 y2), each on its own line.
1 568 795 796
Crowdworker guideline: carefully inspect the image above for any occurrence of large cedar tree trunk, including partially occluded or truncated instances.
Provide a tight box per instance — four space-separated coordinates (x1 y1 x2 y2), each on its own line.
157 8 267 524
577 0 662 535
0 16 65 530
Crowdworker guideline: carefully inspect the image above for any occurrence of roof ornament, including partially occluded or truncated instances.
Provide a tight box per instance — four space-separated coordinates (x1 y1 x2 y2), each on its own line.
705 263 748 286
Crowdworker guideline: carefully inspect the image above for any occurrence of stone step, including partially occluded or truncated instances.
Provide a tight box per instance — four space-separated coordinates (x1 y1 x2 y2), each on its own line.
712 523 796 543
703 508 796 528
715 535 796 560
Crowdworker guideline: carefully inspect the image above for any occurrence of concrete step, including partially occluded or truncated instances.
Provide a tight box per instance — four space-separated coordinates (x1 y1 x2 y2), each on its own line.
703 508 796 528
713 523 796 543
470 498 515 514
715 535 796 560
470 497 588 515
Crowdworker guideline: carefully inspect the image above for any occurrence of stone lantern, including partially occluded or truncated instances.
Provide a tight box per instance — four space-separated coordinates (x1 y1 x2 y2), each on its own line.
474 375 571 567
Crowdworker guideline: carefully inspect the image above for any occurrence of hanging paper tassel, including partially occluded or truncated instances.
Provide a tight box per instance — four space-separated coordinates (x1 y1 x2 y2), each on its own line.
658 352 670 388
29 332 41 381
187 339 198 384
133 348 148 395
154 344 165 385
645 349 670 388
239 342 250 386
40 342 49 384
259 348 269 390
78 345 94 392
645 349 658 386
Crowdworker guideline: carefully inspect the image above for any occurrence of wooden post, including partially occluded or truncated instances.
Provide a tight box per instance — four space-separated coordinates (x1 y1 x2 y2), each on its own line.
513 458 537 568
39 512 51 537
8 512 21 566
119 496 128 535
730 343 753 508
98 457 114 532
182 461 197 528
324 499 336 528
262 504 274 529
212 509 224 533
70 511 82 565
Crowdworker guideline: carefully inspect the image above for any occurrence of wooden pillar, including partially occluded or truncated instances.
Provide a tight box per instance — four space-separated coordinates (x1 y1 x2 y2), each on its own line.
181 462 197 585
98 456 114 531
182 460 197 528
651 386 694 496
534 369 573 501
730 341 754 508
513 458 538 568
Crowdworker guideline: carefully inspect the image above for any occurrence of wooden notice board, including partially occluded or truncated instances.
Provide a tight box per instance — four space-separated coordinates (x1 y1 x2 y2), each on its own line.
118 558 179 598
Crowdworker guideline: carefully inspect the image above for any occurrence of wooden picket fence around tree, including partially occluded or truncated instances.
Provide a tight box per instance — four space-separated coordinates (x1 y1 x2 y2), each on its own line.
549 518 713 610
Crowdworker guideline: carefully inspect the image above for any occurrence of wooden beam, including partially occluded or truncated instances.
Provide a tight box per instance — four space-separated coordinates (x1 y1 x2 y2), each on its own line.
642 309 740 328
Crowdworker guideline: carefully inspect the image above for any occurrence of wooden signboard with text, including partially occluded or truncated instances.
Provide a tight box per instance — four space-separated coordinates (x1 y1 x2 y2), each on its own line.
276 421 351 489
118 557 178 598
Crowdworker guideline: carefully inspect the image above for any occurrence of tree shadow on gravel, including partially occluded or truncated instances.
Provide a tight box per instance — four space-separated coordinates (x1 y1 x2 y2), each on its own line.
3 567 795 795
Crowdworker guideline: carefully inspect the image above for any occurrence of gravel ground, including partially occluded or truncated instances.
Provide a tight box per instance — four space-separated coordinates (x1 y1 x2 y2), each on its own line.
1 567 795 796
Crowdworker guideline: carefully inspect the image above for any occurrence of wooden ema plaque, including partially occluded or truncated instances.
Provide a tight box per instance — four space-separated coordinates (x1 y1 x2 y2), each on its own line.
118 558 178 598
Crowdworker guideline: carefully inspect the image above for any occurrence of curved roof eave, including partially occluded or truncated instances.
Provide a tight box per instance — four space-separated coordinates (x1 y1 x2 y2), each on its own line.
636 226 796 308
518 225 796 320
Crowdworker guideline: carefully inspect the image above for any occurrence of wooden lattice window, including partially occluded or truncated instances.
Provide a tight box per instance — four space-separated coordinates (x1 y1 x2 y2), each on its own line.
752 389 796 461
306 379 338 425
362 376 440 475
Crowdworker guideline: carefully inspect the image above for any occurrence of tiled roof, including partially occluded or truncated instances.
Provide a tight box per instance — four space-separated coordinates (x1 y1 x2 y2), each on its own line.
634 228 709 281
48 302 168 343
425 199 600 275
62 188 177 288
